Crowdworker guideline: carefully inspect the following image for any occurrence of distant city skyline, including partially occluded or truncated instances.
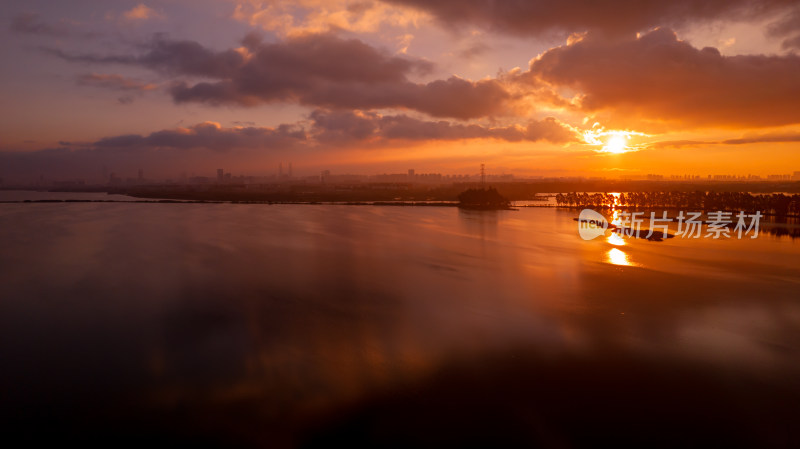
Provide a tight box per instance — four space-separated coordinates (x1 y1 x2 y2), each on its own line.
7 164 799 189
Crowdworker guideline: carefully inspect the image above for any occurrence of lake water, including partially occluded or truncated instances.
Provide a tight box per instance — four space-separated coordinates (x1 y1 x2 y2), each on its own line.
1 192 799 447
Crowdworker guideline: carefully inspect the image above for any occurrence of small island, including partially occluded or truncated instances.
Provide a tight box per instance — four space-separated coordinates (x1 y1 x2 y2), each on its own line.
457 187 513 210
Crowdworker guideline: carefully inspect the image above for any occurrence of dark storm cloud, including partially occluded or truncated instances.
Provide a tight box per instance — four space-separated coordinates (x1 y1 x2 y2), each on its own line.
520 28 800 128
47 32 510 120
384 0 796 36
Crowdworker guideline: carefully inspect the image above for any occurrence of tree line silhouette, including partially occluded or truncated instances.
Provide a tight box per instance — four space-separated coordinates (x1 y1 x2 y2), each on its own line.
554 191 800 217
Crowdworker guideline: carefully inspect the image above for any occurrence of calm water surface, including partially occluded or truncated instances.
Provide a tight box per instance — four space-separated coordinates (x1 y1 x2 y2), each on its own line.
1 193 799 447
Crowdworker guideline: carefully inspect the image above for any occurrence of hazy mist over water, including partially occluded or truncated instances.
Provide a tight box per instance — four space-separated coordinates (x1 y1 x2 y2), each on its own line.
1 193 799 446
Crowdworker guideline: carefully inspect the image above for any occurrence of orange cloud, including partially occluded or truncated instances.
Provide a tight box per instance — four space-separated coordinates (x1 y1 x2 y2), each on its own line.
123 4 163 21
232 0 425 37
521 28 800 129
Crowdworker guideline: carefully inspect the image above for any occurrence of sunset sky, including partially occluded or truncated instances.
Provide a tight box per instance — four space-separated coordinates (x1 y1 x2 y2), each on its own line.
2 0 800 182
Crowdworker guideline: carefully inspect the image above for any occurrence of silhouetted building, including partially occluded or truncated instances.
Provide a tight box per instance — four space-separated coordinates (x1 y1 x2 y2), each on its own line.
767 174 791 180
217 169 224 182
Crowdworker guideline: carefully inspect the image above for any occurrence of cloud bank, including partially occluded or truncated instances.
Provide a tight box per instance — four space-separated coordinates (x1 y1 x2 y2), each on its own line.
385 0 796 36
521 28 800 128
49 32 511 120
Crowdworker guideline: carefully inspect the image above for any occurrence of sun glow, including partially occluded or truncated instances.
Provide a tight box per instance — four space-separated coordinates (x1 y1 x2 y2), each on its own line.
607 233 626 246
606 248 632 266
584 127 647 154
604 134 628 154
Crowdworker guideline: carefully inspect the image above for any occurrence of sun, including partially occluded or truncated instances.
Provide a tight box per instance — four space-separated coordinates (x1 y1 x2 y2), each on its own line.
583 128 646 153
604 134 628 154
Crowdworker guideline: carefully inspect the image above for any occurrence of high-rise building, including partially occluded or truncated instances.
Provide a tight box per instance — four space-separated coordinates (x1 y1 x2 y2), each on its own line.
408 169 415 180
217 169 224 181
288 162 293 178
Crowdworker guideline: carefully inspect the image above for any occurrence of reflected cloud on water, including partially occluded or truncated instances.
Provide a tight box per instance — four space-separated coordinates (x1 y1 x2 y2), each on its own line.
0 201 798 446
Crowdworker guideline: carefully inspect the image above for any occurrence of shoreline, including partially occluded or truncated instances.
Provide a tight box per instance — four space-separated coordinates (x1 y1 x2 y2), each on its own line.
0 198 460 206
3 199 799 217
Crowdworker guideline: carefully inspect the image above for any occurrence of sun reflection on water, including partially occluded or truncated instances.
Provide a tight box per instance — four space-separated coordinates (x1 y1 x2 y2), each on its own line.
607 233 626 246
609 192 621 208
606 248 634 266
610 209 621 226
